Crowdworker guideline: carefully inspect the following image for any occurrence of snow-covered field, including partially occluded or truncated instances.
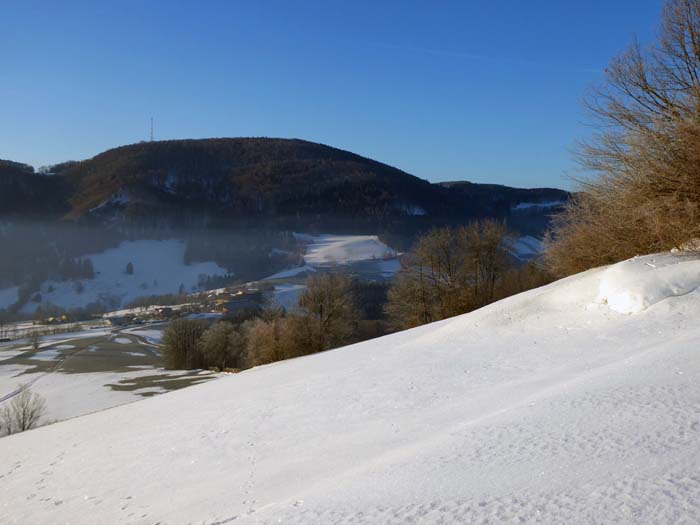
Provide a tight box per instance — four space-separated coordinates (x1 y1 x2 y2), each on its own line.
265 264 317 280
297 233 396 266
0 366 183 422
10 240 227 313
0 325 217 423
121 327 164 345
265 234 402 308
3 252 700 523
266 235 400 281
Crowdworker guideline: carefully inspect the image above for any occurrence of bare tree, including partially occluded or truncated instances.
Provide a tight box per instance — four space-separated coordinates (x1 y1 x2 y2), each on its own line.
385 221 512 330
0 310 7 340
162 319 208 369
0 387 46 436
547 0 700 275
240 281 357 368
242 316 285 367
298 273 359 353
198 321 245 370
242 313 315 367
30 331 41 352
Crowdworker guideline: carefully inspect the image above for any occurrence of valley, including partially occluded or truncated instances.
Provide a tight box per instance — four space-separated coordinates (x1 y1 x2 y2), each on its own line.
6 0 700 521
0 233 406 425
0 323 217 423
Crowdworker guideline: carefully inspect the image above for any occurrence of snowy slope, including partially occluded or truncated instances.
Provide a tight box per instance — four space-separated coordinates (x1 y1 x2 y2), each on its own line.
20 240 227 313
264 264 317 280
510 235 543 261
264 234 401 300
2 252 700 523
300 234 396 266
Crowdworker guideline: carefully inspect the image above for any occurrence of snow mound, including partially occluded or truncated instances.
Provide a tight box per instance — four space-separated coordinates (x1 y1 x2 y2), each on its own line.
598 252 700 314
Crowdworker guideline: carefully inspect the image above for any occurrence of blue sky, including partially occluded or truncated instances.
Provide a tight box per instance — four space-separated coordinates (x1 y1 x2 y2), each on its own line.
2 1 661 188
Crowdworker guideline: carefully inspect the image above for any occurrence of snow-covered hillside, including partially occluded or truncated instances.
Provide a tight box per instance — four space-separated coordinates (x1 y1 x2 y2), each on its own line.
11 240 227 313
295 233 396 266
266 234 402 308
2 252 700 523
512 200 565 211
510 235 543 261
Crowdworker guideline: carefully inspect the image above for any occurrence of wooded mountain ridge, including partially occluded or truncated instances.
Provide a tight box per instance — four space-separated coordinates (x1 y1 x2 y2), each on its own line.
1 139 568 233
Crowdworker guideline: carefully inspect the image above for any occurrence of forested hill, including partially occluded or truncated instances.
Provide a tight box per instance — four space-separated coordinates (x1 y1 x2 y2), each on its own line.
60 138 466 223
440 181 569 214
0 159 69 217
2 139 569 232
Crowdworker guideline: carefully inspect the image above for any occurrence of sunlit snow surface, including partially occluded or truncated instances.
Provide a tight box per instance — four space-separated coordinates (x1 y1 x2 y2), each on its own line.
598 252 700 313
3 252 700 522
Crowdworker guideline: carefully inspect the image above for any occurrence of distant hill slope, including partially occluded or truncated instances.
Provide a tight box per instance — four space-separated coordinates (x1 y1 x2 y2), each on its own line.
61 138 467 222
1 139 569 235
0 160 69 217
440 180 569 213
440 180 569 236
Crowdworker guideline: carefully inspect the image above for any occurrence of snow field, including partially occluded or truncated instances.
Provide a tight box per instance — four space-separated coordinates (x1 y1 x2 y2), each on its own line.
300 234 396 266
1 252 700 522
18 240 227 313
121 327 164 345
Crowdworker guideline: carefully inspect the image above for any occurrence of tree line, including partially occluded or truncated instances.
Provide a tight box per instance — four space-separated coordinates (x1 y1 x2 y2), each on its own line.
162 272 360 370
162 220 551 371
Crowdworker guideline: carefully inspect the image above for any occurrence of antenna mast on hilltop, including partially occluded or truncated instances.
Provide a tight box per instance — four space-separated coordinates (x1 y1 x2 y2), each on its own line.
150 116 154 142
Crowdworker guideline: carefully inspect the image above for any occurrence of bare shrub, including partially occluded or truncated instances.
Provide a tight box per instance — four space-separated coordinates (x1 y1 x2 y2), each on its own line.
298 273 359 353
242 313 317 368
385 220 512 330
495 262 554 300
30 331 41 351
241 273 360 369
162 319 209 369
0 387 46 436
198 321 245 370
547 0 700 275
